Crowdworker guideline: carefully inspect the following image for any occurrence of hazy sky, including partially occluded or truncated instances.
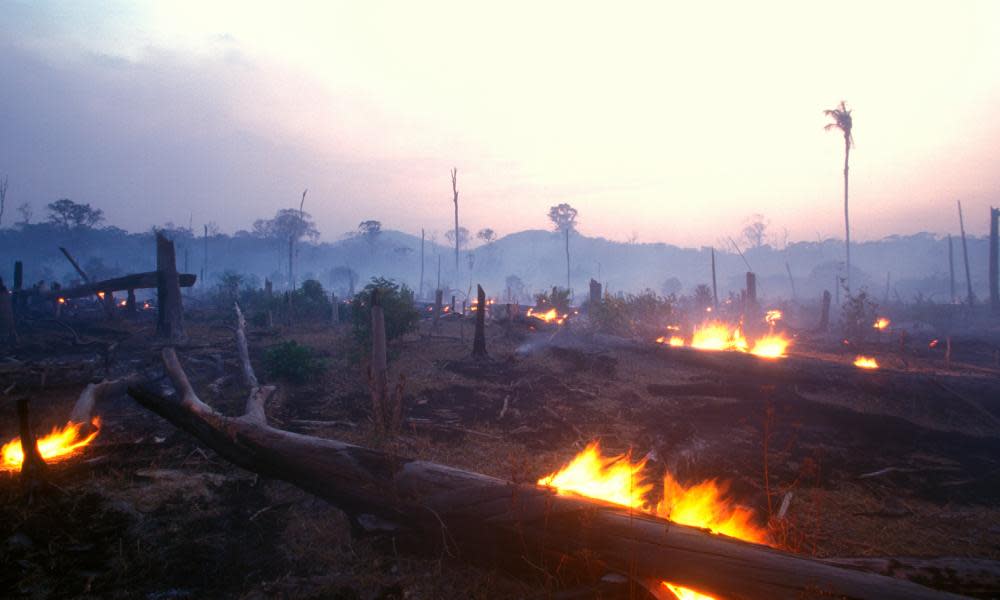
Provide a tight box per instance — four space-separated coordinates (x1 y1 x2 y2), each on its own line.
3 1 1000 246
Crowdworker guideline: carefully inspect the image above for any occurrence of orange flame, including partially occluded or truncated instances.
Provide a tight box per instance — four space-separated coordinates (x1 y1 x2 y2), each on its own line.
854 355 879 369
2 417 101 470
538 442 767 600
57 297 67 304
97 291 106 300
749 334 790 358
527 307 566 325
873 317 890 330
764 309 783 326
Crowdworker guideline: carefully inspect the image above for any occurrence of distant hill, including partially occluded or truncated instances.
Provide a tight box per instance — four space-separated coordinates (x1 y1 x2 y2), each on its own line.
0 223 990 305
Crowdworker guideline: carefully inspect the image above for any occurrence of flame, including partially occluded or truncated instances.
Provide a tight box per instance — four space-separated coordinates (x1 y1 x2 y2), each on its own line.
873 317 890 330
97 291 106 300
655 335 685 347
118 299 127 307
142 301 151 310
527 307 566 324
690 322 748 352
2 417 101 470
749 334 790 358
854 355 879 369
57 297 66 304
539 442 767 600
764 310 783 326
662 582 715 600
929 339 939 348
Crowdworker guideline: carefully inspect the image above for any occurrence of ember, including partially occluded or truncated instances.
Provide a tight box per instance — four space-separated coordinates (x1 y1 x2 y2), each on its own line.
663 321 791 358
764 309 782 326
854 355 879 369
873 317 890 330
526 307 566 324
2 417 101 470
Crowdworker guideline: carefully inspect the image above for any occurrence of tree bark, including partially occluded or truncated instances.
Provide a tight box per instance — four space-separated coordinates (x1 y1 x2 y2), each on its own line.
156 232 187 343
472 284 487 358
948 234 956 303
819 290 831 332
125 349 964 600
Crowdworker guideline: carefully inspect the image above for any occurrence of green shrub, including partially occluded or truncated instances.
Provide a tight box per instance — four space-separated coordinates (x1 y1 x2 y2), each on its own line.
263 340 327 383
351 277 420 349
589 289 674 338
841 287 878 344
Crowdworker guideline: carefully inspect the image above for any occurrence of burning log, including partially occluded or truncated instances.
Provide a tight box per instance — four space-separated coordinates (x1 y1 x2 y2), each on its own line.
126 348 962 599
156 232 187 343
16 397 48 497
472 284 487 358
37 271 197 301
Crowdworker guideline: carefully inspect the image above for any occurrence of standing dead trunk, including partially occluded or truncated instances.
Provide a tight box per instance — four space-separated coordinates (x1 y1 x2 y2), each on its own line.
958 201 975 306
990 207 999 313
17 397 48 497
819 290 831 332
126 289 137 314
711 247 719 308
13 260 23 315
948 234 956 303
433 289 443 331
451 168 460 272
419 228 425 301
785 262 796 301
156 232 186 343
589 278 602 308
564 227 571 293
331 294 339 325
745 272 757 312
369 288 392 436
0 280 17 345
472 284 487 358
843 136 852 294
202 224 208 290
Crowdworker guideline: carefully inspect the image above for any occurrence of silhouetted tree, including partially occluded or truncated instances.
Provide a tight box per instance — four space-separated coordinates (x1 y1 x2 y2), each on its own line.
445 227 469 248
477 228 497 245
253 206 319 290
548 203 578 292
742 214 769 249
451 168 460 272
0 176 7 226
46 198 105 230
15 202 32 226
825 101 854 293
358 220 382 254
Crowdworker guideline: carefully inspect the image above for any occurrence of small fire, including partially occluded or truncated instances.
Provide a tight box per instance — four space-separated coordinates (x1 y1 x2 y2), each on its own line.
142 301 151 310
118 299 127 307
97 291 106 300
538 442 767 600
655 335 685 347
2 417 101 470
764 309 783 326
873 317 890 330
749 334 790 358
527 307 566 325
57 297 66 305
854 355 879 369
929 338 939 348
691 322 748 352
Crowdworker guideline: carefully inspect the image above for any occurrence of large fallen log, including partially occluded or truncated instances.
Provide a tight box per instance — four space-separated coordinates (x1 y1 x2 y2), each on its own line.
125 347 963 600
37 271 197 300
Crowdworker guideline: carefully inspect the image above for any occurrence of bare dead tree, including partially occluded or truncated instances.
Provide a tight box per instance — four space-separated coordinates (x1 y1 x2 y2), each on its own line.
419 228 425 301
472 284 487 358
0 176 8 226
451 168 460 272
958 200 975 306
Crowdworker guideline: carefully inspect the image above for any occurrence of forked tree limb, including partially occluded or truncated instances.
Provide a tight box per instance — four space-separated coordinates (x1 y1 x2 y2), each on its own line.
126 348 963 600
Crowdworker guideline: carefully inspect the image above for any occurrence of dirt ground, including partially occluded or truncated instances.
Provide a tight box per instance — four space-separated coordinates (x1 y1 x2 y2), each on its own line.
2 309 1000 599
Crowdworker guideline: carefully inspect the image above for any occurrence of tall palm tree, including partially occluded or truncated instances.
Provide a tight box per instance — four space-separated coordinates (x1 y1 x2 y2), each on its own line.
824 101 854 294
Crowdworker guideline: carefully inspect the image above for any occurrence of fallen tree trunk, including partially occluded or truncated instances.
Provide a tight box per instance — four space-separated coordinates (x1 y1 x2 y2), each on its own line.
125 348 963 600
37 272 197 300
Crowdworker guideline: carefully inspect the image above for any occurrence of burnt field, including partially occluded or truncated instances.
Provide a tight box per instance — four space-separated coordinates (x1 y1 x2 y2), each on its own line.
2 288 1000 600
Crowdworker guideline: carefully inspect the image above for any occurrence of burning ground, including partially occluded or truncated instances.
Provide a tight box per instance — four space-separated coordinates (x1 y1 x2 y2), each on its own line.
2 308 1000 599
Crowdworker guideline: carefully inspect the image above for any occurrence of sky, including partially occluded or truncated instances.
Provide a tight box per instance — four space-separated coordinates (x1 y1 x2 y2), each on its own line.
2 1 1000 247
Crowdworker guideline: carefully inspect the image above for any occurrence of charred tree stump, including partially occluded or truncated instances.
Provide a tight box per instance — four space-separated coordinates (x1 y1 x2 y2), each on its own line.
125 347 965 600
958 201 975 306
711 247 719 308
0 279 17 345
126 289 137 314
746 272 757 312
156 232 187 343
16 397 48 499
472 284 487 358
948 234 957 303
331 294 339 325
13 260 24 315
264 278 273 299
819 290 831 332
589 278 602 309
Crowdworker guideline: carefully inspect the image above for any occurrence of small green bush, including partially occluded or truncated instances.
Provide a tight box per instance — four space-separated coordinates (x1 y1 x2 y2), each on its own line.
351 277 420 349
263 340 327 383
589 289 674 338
